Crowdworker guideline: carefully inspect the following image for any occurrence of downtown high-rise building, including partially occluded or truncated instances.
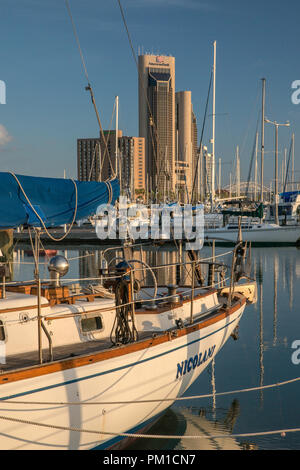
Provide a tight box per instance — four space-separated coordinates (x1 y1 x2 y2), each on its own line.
77 131 123 183
138 54 200 202
138 54 176 199
175 91 199 202
119 136 145 199
77 132 145 200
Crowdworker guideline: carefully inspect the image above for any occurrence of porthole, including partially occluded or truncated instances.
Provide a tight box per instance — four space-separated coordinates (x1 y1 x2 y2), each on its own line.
81 316 103 333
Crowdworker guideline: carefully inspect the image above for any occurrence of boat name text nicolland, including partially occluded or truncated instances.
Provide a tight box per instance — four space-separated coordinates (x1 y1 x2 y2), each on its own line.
176 345 216 379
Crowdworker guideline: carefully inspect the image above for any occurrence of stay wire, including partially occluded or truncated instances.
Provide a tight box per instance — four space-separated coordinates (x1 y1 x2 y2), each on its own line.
191 71 213 202
65 0 117 180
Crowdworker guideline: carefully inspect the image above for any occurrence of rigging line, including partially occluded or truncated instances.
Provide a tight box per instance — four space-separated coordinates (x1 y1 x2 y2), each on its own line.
0 413 299 440
88 101 116 182
283 137 293 192
65 0 89 83
65 0 116 180
117 0 161 179
191 71 213 202
239 81 261 158
88 142 99 182
245 112 260 199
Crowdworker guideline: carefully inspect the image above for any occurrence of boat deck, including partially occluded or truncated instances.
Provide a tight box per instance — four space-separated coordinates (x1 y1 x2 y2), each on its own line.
0 330 156 374
0 298 230 375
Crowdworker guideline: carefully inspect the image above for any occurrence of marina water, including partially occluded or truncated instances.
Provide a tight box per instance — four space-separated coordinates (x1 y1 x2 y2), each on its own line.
12 244 300 450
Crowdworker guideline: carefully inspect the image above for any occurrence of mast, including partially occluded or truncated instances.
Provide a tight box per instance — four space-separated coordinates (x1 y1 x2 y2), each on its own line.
115 95 119 178
265 118 290 225
292 133 295 191
211 40 216 211
260 78 266 203
254 131 258 200
236 146 240 197
283 148 287 192
218 157 221 198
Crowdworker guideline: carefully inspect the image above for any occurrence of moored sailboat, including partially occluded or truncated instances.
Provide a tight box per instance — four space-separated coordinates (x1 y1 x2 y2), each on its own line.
0 172 256 449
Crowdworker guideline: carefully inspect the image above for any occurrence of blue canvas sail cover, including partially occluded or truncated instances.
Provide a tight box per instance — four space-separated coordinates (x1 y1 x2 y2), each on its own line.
0 172 120 229
279 191 300 203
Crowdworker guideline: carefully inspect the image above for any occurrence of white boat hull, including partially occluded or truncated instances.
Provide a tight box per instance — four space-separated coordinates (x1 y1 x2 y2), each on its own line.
205 224 300 245
0 301 245 450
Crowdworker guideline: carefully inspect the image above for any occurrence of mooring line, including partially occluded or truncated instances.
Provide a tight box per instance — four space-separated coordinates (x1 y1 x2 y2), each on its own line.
0 413 298 440
0 376 299 406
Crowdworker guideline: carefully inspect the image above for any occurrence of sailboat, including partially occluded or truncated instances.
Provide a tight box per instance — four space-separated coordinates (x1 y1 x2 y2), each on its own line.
0 171 257 449
203 71 300 246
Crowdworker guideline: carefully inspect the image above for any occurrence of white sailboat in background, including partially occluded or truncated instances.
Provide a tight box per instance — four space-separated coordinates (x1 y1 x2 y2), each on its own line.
203 75 300 246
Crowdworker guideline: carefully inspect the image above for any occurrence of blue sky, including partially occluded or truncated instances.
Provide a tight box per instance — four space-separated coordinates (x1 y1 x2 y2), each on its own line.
0 0 300 187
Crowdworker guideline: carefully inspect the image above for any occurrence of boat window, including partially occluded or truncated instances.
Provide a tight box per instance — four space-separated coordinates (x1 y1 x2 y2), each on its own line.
0 320 5 341
81 316 103 333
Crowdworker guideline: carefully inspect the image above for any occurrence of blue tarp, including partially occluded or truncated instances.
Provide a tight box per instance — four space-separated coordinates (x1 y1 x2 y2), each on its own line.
0 173 120 229
279 191 300 203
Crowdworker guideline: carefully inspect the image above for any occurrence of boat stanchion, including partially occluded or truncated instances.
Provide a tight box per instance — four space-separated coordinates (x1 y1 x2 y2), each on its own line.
190 260 195 325
0 264 9 299
32 228 43 365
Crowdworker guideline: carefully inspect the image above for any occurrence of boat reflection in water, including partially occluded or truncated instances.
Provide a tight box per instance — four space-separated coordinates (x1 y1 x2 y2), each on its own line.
127 400 257 451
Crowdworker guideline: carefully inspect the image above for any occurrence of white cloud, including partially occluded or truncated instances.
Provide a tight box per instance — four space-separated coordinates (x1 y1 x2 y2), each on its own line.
0 125 12 147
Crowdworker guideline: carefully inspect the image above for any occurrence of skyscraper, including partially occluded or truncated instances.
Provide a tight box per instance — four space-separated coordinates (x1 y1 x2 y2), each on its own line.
175 91 199 203
77 132 145 200
138 54 176 200
119 136 145 199
77 130 123 183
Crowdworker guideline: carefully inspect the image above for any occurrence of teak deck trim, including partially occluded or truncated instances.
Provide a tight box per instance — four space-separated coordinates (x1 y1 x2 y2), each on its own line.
0 303 50 314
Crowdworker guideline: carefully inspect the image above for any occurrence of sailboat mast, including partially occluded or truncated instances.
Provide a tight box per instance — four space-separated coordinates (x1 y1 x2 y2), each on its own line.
292 133 295 191
211 40 216 211
260 78 266 203
218 158 221 197
115 95 119 178
254 131 258 200
236 146 240 198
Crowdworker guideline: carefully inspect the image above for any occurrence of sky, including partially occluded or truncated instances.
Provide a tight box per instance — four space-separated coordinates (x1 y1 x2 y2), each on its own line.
0 0 300 188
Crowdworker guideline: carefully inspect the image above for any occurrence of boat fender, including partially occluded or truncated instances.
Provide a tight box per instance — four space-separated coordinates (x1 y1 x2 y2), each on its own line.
175 318 184 329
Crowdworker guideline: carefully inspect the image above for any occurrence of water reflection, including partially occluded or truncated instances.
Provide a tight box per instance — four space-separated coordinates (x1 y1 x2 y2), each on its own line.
126 400 243 451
